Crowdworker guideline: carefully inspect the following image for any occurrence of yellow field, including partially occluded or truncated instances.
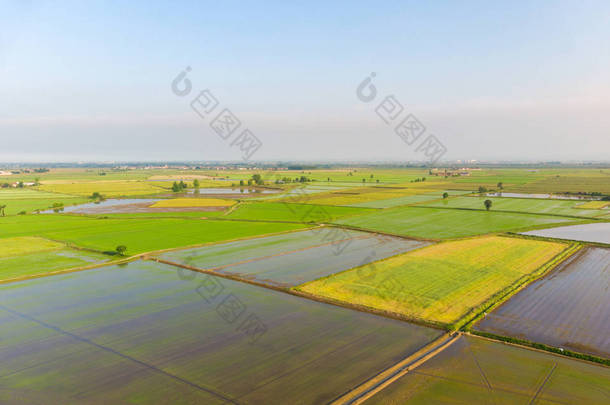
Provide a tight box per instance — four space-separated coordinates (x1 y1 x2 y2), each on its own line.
0 236 63 258
37 181 170 197
297 236 567 326
151 198 236 208
576 200 610 209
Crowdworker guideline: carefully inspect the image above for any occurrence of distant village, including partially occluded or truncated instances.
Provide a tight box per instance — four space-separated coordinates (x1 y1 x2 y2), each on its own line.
429 168 480 177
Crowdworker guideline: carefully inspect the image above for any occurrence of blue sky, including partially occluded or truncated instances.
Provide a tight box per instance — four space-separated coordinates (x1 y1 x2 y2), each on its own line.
1 0 609 162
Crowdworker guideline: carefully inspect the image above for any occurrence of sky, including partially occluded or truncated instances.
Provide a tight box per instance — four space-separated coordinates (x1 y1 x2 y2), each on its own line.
1 0 609 162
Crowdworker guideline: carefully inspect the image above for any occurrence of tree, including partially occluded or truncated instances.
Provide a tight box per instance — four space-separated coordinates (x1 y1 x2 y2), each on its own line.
251 174 262 185
193 179 200 188
478 186 488 193
172 181 180 192
115 245 127 256
484 199 492 211
443 192 449 199
0 204 6 216
239 180 245 186
497 182 503 189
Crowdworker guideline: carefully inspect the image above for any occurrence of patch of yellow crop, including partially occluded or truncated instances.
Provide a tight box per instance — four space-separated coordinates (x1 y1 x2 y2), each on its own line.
151 198 235 208
0 236 64 258
576 201 609 209
298 236 567 325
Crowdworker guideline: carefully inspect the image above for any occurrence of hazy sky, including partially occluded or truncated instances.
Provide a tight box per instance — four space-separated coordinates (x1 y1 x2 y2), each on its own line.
1 0 609 162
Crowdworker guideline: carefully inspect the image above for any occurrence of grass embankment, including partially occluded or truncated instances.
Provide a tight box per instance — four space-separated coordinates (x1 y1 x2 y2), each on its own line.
296 236 568 328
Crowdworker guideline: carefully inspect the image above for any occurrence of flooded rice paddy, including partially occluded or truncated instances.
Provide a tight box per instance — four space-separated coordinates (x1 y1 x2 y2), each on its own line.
521 222 610 244
476 247 610 358
157 227 429 287
0 260 441 404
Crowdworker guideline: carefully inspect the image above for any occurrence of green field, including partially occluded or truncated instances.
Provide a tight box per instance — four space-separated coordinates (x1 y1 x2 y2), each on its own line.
0 215 308 255
421 195 607 218
0 261 441 404
364 335 610 404
335 206 575 239
0 236 110 282
349 190 470 208
0 188 88 215
297 236 567 326
223 202 373 222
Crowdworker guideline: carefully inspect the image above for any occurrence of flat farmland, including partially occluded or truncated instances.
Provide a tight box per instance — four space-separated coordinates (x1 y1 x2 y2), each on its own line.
297 236 568 326
224 202 373 222
0 215 308 255
157 228 429 287
521 222 610 244
289 186 444 206
421 196 607 218
0 261 441 404
476 247 610 358
36 180 172 197
363 335 610 404
150 198 236 208
0 188 88 215
350 190 469 208
0 236 109 282
335 206 573 239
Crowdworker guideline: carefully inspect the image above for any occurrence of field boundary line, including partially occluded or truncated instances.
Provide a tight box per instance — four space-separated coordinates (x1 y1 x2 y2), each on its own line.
0 303 240 404
506 231 610 248
458 243 582 331
327 222 439 243
136 225 319 257
205 234 373 272
329 333 461 405
148 257 449 330
467 331 610 366
406 203 603 221
0 257 134 285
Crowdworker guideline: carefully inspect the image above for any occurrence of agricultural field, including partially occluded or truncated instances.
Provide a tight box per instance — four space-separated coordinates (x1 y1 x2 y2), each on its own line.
223 202 373 222
364 335 610 404
350 190 469 208
476 247 610 358
521 222 610 244
0 188 88 215
0 214 308 255
157 228 429 287
294 186 449 206
576 200 610 209
0 261 441 404
335 205 575 239
36 180 173 197
297 236 568 327
150 198 236 208
0 165 609 403
420 195 608 218
0 236 109 282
